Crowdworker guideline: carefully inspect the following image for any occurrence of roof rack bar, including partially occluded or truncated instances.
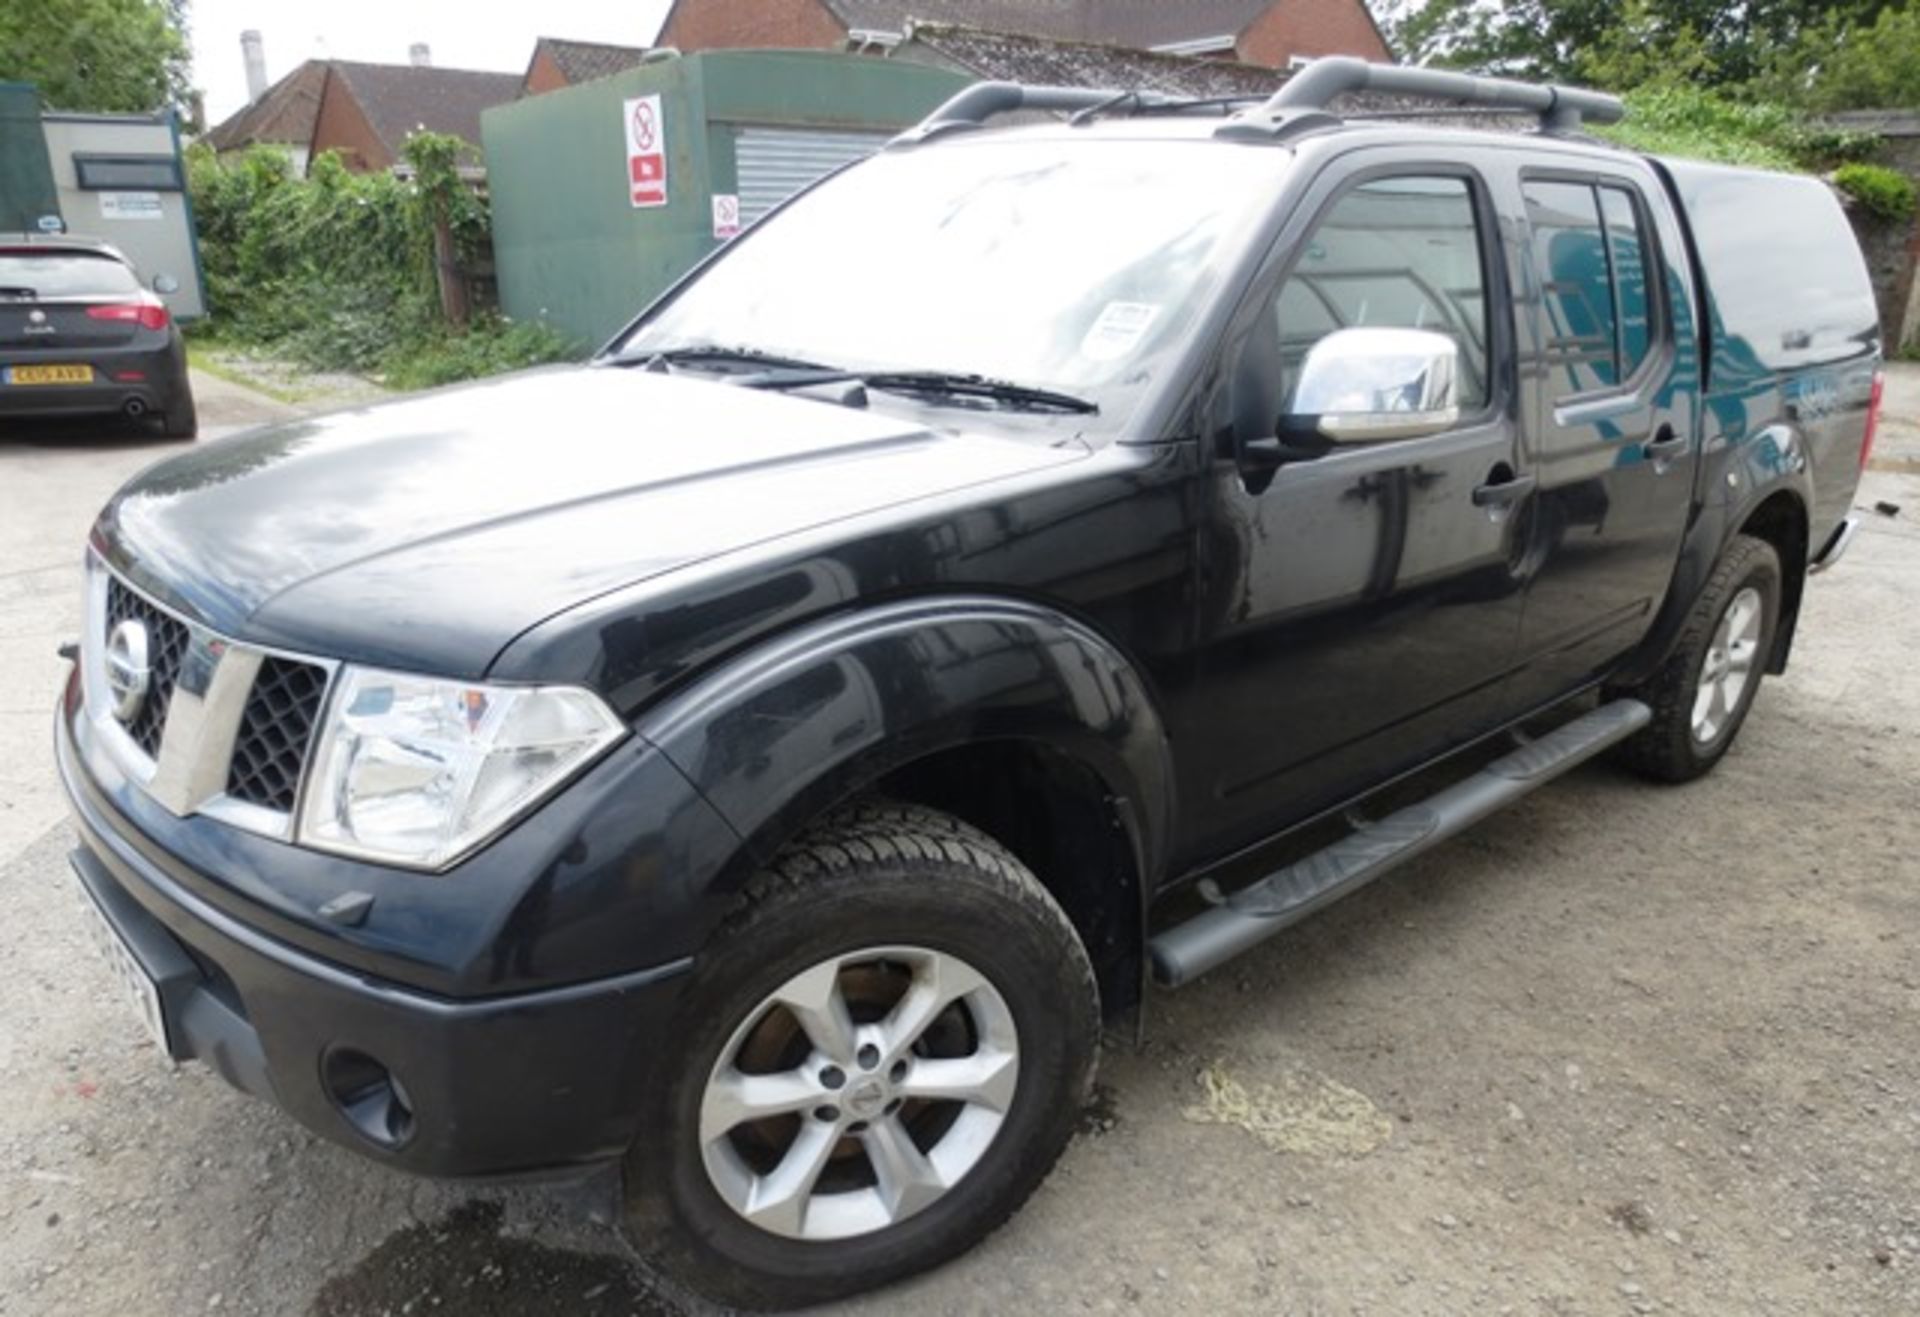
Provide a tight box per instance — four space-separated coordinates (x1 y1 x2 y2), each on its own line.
893 80 1166 144
1265 56 1623 131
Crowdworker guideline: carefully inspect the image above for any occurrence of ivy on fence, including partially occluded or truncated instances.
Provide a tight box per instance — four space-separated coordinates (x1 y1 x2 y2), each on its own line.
188 133 576 388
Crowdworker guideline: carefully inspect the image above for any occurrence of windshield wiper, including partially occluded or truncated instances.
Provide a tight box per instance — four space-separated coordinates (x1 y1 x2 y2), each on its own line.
858 371 1098 415
0 285 39 300
740 366 1097 415
615 345 1098 415
610 343 831 373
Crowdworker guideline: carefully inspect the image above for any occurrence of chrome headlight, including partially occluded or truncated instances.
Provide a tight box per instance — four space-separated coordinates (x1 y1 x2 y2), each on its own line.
296 666 625 870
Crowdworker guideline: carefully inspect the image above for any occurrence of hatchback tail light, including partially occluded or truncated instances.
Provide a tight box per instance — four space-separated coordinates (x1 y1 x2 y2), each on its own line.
1861 370 1885 471
87 301 171 332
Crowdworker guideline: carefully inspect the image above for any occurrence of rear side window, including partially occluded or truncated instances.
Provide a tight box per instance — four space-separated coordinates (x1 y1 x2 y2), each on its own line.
1524 178 1667 399
1273 175 1491 408
1524 181 1620 394
1599 187 1653 377
0 252 141 298
1661 159 1878 379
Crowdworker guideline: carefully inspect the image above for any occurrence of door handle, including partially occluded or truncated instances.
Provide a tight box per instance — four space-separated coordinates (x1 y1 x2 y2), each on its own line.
1471 473 1536 507
1643 426 1688 464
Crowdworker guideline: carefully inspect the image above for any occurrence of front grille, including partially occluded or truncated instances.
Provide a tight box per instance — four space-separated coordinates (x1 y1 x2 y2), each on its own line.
105 578 191 759
226 657 330 812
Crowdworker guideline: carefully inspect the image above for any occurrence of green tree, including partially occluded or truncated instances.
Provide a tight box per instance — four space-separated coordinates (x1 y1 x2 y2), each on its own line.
1572 0 1715 92
1390 1 1905 90
0 0 188 113
1763 1 1920 109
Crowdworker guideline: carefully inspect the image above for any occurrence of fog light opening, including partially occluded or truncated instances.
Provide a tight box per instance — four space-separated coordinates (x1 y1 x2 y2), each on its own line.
322 1047 416 1148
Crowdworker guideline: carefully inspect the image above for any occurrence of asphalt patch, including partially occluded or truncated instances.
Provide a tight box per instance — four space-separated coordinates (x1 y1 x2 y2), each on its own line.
310 1200 680 1317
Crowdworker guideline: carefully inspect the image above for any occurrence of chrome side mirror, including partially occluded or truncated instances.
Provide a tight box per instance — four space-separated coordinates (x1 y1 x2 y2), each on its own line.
1285 327 1461 443
152 273 180 295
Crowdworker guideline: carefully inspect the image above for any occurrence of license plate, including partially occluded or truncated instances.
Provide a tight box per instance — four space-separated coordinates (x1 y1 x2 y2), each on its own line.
7 364 92 385
73 878 169 1053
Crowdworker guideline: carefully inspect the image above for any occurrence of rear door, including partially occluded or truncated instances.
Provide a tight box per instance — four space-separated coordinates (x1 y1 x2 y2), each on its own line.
1500 164 1700 711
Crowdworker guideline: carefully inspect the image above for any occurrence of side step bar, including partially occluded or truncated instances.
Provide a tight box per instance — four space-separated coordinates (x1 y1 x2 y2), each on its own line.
1149 699 1651 988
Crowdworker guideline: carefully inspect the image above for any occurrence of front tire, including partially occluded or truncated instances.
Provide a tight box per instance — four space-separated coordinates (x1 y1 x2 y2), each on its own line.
1614 533 1781 783
623 802 1099 1310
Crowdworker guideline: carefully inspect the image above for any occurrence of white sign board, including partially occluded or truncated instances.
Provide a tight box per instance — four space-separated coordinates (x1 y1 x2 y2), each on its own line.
624 95 667 209
711 193 741 240
98 192 164 221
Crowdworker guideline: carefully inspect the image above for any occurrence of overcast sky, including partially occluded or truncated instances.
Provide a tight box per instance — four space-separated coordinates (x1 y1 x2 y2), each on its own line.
190 0 674 124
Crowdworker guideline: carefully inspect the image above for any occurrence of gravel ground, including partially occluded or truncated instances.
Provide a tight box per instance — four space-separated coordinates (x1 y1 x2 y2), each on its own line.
1 367 1916 1317
190 348 394 410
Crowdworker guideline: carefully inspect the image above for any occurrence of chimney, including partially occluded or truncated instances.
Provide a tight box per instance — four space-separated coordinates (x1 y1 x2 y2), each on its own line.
409 42 432 68
241 29 268 103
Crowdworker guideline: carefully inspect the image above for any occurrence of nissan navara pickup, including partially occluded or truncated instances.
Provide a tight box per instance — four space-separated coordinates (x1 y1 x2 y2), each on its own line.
57 60 1883 1308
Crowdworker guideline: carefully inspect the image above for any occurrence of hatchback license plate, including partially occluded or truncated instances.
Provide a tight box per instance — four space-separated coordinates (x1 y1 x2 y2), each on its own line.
73 878 169 1053
7 363 92 385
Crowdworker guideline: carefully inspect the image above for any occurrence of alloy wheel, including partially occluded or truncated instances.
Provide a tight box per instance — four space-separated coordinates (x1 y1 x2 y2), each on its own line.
1692 584 1762 744
697 945 1020 1241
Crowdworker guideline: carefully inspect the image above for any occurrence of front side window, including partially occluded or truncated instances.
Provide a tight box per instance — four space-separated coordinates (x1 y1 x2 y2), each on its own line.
615 139 1290 432
1268 175 1491 412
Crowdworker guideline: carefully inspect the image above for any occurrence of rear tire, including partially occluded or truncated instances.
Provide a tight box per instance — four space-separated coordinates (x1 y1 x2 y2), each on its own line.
156 390 197 440
622 801 1099 1310
1613 533 1781 783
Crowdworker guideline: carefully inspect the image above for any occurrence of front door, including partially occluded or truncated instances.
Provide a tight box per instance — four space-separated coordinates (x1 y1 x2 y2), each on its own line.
1184 162 1532 860
1501 167 1698 710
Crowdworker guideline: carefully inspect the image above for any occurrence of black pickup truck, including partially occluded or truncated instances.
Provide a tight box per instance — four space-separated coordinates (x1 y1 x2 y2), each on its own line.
58 59 1881 1308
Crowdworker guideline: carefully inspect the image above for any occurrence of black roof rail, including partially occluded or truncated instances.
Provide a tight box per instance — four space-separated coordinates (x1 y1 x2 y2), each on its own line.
890 61 1626 149
891 81 1177 145
1216 56 1625 142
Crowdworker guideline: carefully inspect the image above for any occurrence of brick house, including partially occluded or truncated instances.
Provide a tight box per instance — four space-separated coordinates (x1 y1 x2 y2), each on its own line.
204 42 520 174
521 38 654 96
656 0 1393 67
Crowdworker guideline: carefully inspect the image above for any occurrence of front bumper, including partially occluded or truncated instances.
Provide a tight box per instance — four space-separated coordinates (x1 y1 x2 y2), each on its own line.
57 702 696 1178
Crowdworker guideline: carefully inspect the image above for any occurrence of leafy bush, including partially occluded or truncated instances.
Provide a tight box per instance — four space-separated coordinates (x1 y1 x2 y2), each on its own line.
188 136 581 388
382 317 578 391
1834 163 1919 224
1597 85 1879 173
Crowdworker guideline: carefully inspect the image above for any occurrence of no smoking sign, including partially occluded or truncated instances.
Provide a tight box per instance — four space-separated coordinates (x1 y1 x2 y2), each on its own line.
623 95 667 208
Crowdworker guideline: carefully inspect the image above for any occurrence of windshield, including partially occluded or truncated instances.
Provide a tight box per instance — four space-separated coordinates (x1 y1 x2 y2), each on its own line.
0 252 139 298
613 138 1287 430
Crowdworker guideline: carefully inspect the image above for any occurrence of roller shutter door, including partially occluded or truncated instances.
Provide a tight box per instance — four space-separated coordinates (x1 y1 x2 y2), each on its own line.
733 126 891 226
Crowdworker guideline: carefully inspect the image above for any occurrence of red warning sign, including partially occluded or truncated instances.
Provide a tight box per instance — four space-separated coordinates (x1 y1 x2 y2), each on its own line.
624 95 667 209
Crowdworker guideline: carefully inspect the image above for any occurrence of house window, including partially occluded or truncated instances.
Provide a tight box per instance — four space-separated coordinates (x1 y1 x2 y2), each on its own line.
73 155 183 191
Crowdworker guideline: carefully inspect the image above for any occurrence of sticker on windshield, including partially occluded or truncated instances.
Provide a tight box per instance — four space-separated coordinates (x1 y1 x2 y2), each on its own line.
1081 301 1161 362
